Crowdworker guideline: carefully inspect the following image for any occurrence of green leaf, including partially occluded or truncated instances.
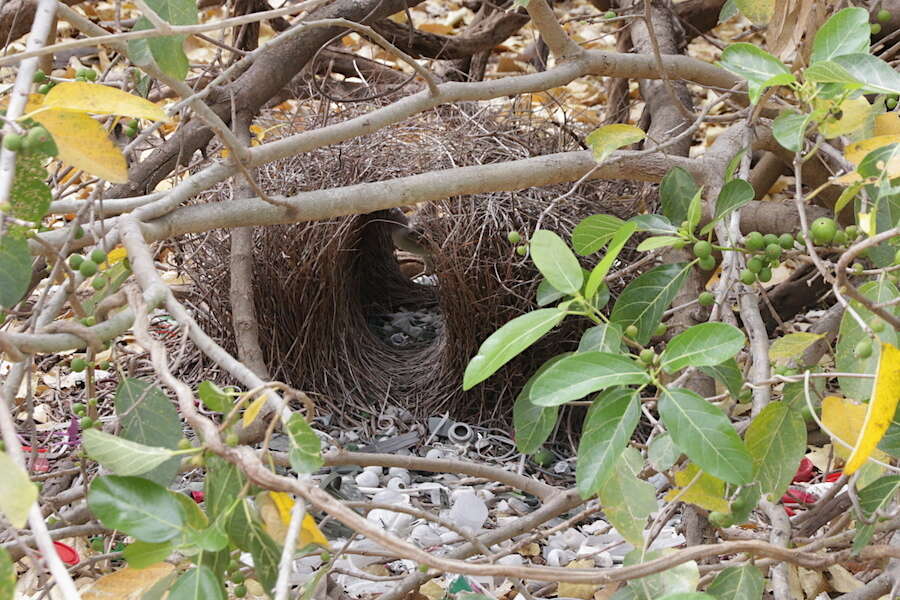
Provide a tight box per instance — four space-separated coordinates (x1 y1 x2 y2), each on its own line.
734 0 773 24
585 221 637 300
853 475 900 553
658 387 752 485
0 547 14 600
729 483 761 524
835 182 862 216
585 124 645 163
700 179 754 235
128 0 198 80
660 167 699 226
0 235 31 309
187 523 229 552
699 358 744 399
514 356 566 454
724 149 747 183
0 451 37 528
648 433 680 472
88 475 186 542
123 540 174 569
636 236 682 251
577 323 623 353
572 214 626 255
660 323 745 374
576 388 640 498
115 378 183 487
463 308 565 390
665 463 729 513
768 332 824 361
772 110 811 153
168 565 226 600
198 381 233 413
625 549 698 600
205 456 250 543
529 352 650 407
718 0 737 22
858 143 900 179
83 429 178 477
707 565 764 600
810 54 900 96
609 263 692 345
243 515 281 594
810 7 870 64
285 413 323 474
718 43 794 104
530 230 583 295
686 188 703 234
596 448 657 547
745 402 807 501
836 280 899 401
629 214 677 234
536 278 566 306
9 151 51 226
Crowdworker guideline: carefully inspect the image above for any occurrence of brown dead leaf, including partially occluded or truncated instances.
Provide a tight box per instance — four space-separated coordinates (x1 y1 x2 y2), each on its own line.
798 566 827 599
827 565 864 593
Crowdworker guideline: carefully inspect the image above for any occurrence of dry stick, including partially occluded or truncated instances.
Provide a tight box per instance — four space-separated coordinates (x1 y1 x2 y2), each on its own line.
524 0 583 60
274 496 306 600
761 499 792 600
640 0 694 121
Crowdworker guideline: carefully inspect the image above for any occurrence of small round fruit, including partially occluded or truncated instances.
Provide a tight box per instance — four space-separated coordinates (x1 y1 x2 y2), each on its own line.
878 9 892 23
81 316 96 326
178 438 193 450
747 256 764 274
778 233 795 250
766 243 782 259
72 402 85 416
653 323 668 337
672 239 686 250
871 319 886 333
74 225 85 239
87 396 98 407
124 125 138 138
507 231 522 244
515 244 528 256
91 275 108 291
698 291 715 307
37 83 52 94
888 97 899 110
320 551 332 562
233 584 247 598
604 10 616 19
418 564 429 573
26 126 51 147
231 572 245 584
70 357 87 372
90 248 107 264
80 69 97 81
68 254 84 269
845 225 859 239
78 259 98 277
225 431 239 446
698 255 716 271
763 233 779 246
810 217 837 245
740 269 756 285
3 133 24 151
625 324 639 338
854 340 873 359
532 448 554 467
693 240 712 259
79 416 93 429
832 230 847 246
758 267 773 283
227 560 239 573
871 23 882 34
32 69 47 83
639 349 655 364
744 231 764 251
852 262 865 274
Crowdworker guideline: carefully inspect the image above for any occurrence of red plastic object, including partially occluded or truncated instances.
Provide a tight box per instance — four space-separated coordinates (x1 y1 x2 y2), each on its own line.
825 471 842 482
782 488 819 505
53 542 79 565
792 457 815 483
21 446 48 453
190 491 204 503
783 505 796 517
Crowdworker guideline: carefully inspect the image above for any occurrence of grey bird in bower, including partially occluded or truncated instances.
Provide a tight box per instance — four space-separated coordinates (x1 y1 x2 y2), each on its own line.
385 208 434 277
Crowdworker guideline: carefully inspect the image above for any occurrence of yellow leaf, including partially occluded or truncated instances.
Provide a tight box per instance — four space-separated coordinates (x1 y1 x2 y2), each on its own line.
258 491 329 547
1 93 43 114
31 109 127 183
735 0 774 24
819 97 871 139
107 246 127 265
269 490 294 522
0 451 38 528
242 394 267 427
821 395 890 464
301 513 329 547
844 343 900 475
584 124 645 163
874 113 900 136
83 563 175 600
664 463 730 513
558 559 598 600
40 82 168 121
769 332 824 362
844 135 900 168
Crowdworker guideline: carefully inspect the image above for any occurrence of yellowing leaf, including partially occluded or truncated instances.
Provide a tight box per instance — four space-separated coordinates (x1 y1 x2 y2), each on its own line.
769 332 824 362
83 562 175 600
41 82 168 121
585 124 645 163
257 491 329 547
844 343 900 475
845 135 900 168
0 451 37 527
242 394 267 427
269 490 294 522
558 559 599 600
31 109 127 183
664 463 730 513
819 97 870 139
736 0 775 24
874 113 900 136
107 246 128 265
821 395 890 464
300 513 329 547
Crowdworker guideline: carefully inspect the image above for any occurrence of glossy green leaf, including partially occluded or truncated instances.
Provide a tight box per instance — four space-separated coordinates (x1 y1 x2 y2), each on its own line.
576 388 640 498
852 475 900 553
810 7 870 64
660 167 699 226
198 381 233 413
718 43 794 103
585 124 645 163
636 236 683 251
629 214 677 234
168 566 226 600
597 448 657 547
83 429 178 477
123 540 174 569
585 221 637 300
707 565 764 600
0 235 31 309
648 433 680 472
809 54 900 96
530 352 650 407
772 110 810 153
610 263 691 345
577 323 623 353
700 179 754 235
187 523 229 552
9 151 51 227
745 402 807 501
0 547 14 600
88 475 186 542
115 378 183 486
128 0 198 80
686 188 703 234
0 451 37 528
463 308 565 389
513 355 567 454
286 413 324 474
768 332 824 361
658 387 752 485
536 278 566 306
836 280 899 400
530 230 583 295
699 358 744 399
661 323 745 374
572 214 626 255
625 549 698 600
